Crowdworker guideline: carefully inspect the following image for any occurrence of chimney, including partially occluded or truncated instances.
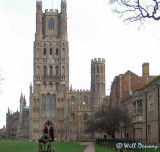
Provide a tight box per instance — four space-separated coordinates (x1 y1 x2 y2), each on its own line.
142 63 149 77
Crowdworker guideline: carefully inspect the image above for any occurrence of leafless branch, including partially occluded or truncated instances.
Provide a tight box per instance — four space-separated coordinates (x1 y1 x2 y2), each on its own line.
110 0 160 27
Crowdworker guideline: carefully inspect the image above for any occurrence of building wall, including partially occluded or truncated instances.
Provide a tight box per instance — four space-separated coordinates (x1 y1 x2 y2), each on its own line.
5 110 19 138
110 69 157 107
120 77 160 143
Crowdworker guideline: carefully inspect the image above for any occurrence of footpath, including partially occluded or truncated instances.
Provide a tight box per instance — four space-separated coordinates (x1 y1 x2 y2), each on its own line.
80 142 95 152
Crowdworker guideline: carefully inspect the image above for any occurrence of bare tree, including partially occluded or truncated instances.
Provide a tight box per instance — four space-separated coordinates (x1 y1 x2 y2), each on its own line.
110 0 160 28
86 106 128 138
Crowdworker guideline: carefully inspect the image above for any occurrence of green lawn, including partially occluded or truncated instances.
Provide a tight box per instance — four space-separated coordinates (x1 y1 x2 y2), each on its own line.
0 138 18 141
95 144 116 152
0 142 87 152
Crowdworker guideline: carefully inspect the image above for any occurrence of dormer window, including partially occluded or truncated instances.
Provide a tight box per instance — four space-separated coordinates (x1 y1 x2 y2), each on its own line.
48 20 54 30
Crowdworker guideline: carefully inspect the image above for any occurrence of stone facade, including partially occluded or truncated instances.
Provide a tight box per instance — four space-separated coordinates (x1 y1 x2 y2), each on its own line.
6 0 108 142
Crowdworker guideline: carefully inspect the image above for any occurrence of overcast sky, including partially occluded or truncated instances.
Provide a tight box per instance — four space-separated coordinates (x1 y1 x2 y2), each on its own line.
0 0 160 128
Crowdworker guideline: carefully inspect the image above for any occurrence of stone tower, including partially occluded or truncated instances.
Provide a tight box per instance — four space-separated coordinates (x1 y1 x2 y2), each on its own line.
91 58 106 112
29 0 69 141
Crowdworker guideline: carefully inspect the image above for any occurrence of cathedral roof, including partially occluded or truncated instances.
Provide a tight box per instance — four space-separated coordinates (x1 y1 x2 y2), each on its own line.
24 106 30 110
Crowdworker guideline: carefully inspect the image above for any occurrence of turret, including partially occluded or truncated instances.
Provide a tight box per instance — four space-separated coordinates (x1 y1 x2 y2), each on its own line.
36 0 42 40
61 0 67 13
20 93 26 113
30 83 33 97
91 58 106 110
7 107 10 115
60 0 67 40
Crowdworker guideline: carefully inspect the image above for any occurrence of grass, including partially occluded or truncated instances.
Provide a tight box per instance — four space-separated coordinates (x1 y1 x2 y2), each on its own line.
0 142 87 152
95 144 116 152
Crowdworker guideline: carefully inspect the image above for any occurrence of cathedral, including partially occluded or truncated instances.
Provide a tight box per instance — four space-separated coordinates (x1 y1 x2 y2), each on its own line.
6 0 108 142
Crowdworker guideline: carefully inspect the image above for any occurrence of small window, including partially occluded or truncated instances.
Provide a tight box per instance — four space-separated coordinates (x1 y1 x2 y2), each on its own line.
56 49 59 56
148 125 151 134
44 48 46 55
50 48 52 55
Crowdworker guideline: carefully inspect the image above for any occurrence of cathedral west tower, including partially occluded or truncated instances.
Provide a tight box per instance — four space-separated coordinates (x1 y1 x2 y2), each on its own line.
6 0 108 142
29 0 69 141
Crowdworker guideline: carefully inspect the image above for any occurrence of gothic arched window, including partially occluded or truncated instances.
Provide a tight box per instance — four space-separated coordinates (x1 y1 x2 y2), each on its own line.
97 65 99 73
53 95 56 116
56 83 59 92
42 95 46 114
83 97 88 105
56 66 59 76
44 66 47 76
50 66 53 76
56 48 59 56
71 97 75 105
48 20 54 30
101 66 103 73
62 66 65 75
50 48 52 55
44 48 46 55
47 94 51 115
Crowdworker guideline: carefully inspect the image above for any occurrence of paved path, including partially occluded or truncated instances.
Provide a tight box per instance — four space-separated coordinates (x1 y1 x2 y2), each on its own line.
80 142 95 152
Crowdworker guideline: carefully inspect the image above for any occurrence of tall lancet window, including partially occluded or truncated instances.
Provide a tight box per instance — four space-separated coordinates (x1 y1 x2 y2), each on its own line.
47 94 51 116
44 66 47 76
42 95 46 115
48 20 54 30
50 66 53 76
53 95 56 116
56 66 59 76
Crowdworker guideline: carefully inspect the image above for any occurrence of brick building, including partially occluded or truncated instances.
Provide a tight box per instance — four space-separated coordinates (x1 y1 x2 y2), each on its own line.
110 63 156 107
